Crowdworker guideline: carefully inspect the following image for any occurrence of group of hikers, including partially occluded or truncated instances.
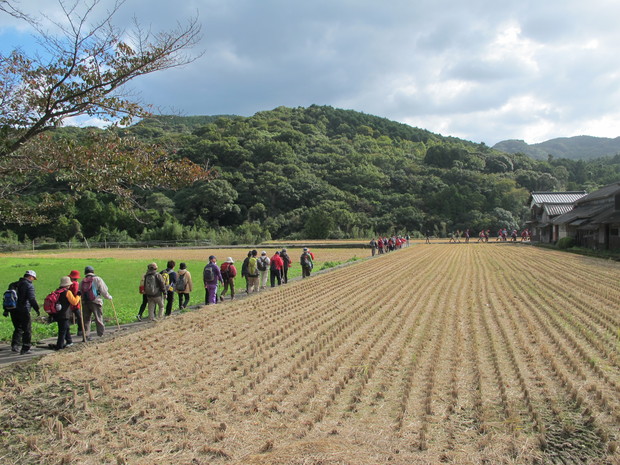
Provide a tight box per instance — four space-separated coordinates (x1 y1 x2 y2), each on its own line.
2 247 317 354
369 235 410 256
136 247 316 320
448 228 531 243
2 267 112 354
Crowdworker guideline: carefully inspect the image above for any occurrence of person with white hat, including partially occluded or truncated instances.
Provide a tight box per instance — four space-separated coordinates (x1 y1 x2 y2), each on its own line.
257 251 270 290
10 270 41 354
80 265 113 339
219 257 237 301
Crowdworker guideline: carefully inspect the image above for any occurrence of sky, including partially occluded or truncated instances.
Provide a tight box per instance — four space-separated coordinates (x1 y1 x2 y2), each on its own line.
2 0 620 146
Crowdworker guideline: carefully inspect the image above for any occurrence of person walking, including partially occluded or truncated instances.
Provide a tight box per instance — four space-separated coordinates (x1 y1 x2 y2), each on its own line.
246 250 260 293
80 266 112 340
10 270 40 354
300 247 313 278
68 270 84 337
175 262 193 310
141 262 166 320
369 238 377 256
257 251 270 290
136 293 148 321
162 260 178 316
241 251 251 293
80 266 113 340
203 255 223 304
219 257 237 301
280 248 292 284
48 276 81 350
269 251 284 287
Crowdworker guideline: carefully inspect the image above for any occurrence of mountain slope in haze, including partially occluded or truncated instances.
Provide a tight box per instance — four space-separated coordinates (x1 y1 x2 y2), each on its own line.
493 135 620 160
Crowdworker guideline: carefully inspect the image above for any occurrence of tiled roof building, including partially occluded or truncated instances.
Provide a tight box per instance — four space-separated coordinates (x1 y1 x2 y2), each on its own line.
552 182 620 249
527 191 587 243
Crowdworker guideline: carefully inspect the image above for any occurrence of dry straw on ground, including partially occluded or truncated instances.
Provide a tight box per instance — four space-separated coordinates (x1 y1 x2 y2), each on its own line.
0 243 619 464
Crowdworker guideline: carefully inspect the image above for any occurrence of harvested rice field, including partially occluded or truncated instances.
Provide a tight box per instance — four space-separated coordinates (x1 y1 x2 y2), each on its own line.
1 243 619 465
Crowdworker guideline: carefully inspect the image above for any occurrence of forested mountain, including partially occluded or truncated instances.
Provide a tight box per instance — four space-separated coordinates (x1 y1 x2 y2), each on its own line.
493 135 620 160
2 105 619 244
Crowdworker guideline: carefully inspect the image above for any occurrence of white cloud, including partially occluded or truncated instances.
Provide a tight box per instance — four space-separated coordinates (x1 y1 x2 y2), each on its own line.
4 0 620 145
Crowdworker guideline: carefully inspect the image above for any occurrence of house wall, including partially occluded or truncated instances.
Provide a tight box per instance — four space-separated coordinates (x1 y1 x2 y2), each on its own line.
557 224 570 240
609 224 620 249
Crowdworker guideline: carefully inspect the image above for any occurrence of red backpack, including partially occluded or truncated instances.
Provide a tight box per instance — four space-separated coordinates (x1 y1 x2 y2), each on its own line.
220 262 229 279
44 288 67 315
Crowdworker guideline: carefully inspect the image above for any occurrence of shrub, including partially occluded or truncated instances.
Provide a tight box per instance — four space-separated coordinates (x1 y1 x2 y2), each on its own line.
557 237 575 249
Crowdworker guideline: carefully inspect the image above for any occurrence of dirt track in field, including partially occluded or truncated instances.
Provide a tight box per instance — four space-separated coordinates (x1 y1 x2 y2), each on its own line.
3 246 365 263
1 243 619 464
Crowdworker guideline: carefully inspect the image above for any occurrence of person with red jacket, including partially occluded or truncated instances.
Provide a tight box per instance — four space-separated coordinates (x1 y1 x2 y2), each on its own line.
219 257 237 301
269 251 284 287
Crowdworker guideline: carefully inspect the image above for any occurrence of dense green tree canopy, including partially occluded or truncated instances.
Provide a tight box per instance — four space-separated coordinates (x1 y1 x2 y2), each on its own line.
1 105 618 243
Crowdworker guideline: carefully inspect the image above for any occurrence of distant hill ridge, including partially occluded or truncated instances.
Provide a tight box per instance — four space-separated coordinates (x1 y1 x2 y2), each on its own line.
493 135 620 160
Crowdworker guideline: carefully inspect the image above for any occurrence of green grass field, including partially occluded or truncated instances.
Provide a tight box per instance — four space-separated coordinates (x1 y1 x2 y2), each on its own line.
0 256 310 343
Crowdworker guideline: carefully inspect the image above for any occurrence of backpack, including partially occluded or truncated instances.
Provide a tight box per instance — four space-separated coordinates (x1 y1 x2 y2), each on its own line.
220 263 230 280
257 257 268 272
80 276 98 301
3 282 18 311
301 252 313 268
161 270 173 292
44 288 66 315
203 265 215 282
175 273 186 292
144 273 160 297
241 258 249 277
247 258 258 276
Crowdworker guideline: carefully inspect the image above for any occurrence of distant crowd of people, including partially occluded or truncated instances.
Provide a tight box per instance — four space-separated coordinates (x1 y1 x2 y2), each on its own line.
447 228 531 243
369 235 410 256
137 247 318 320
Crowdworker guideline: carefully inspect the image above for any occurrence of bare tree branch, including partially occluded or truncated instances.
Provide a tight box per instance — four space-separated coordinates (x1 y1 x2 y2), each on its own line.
0 0 203 155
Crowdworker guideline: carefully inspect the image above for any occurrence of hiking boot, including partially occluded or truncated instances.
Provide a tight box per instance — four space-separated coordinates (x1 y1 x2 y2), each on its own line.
11 345 19 353
136 314 142 321
20 349 34 355
65 343 74 348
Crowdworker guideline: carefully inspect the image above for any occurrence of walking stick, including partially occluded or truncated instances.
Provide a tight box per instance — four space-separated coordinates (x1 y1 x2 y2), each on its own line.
110 299 121 330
